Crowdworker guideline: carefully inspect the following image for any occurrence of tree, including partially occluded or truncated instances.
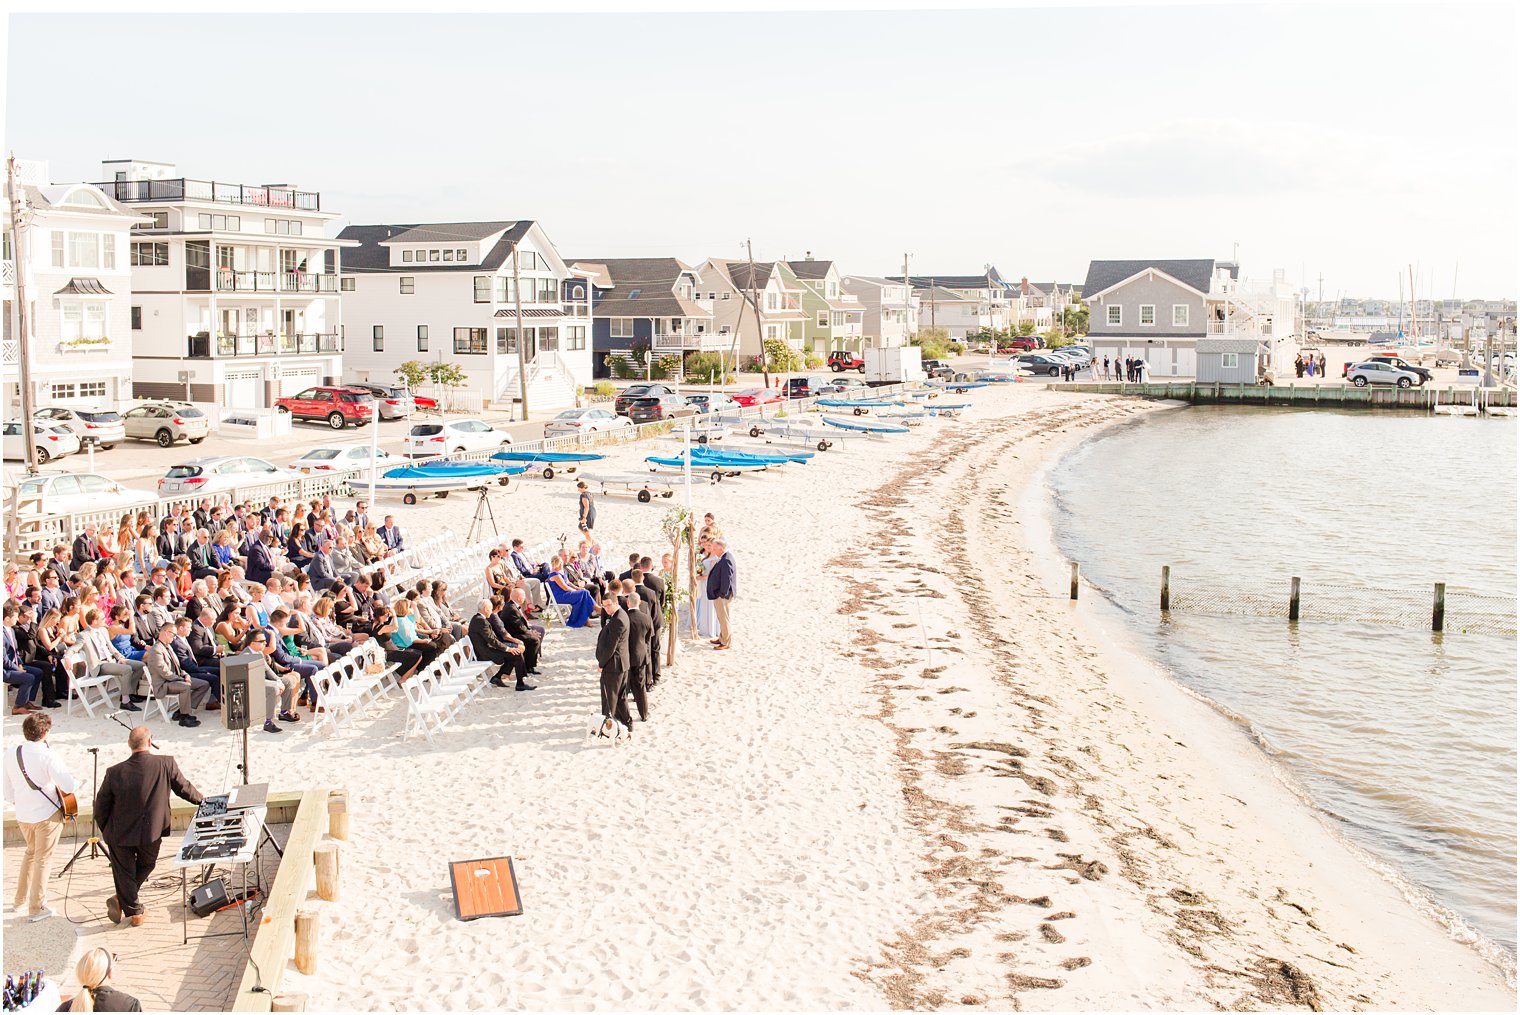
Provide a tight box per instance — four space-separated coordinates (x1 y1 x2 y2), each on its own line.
1017 320 1037 336
424 361 468 410
394 360 428 392
910 327 953 361
762 337 802 385
1062 304 1089 337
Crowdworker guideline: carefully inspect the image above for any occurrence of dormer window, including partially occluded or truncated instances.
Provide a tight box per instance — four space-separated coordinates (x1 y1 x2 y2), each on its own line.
402 250 413 262
628 288 642 300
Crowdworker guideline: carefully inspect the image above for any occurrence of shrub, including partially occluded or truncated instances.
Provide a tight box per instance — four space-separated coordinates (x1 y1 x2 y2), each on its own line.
684 351 726 383
804 353 824 369
948 342 966 355
762 337 803 374
593 380 616 397
912 327 953 362
395 360 428 391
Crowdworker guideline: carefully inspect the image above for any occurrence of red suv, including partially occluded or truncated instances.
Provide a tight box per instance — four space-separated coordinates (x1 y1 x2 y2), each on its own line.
274 386 376 429
827 350 865 372
1004 336 1039 352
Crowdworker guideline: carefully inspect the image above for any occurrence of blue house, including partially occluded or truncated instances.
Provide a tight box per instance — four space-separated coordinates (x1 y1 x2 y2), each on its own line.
570 258 718 378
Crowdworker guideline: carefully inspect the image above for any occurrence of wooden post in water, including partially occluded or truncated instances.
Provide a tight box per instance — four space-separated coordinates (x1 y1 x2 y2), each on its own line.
1289 577 1301 622
1432 582 1446 632
1160 565 1170 611
1069 562 1080 601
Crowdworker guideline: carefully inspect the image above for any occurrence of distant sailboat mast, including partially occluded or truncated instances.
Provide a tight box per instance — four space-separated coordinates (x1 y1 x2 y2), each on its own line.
1408 264 1419 346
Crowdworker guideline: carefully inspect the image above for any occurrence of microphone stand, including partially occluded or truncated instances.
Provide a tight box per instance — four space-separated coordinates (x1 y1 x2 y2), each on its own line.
56 747 104 876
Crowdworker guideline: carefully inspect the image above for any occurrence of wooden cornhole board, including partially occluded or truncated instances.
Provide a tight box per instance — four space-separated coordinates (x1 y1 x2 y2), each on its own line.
449 856 523 921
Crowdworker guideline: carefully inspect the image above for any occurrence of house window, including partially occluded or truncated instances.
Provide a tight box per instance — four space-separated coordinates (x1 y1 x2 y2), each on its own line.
68 232 100 268
102 235 116 270
50 383 76 399
131 242 169 266
497 327 514 353
564 325 587 350
400 276 415 295
131 306 142 330
340 277 356 292
721 292 730 300
429 250 440 262
442 250 454 261
497 277 514 303
372 325 384 351
196 213 240 231
402 250 413 263
455 249 467 261
51 231 64 268
1221 352 1239 369
1106 304 1122 326
816 311 827 327
765 325 778 339
766 293 778 311
537 278 558 303
832 311 846 326
1173 304 1189 327
454 327 488 354
518 251 540 271
133 210 168 231
417 325 429 351
473 276 492 303
1139 304 1156 326
80 381 106 400
611 318 634 339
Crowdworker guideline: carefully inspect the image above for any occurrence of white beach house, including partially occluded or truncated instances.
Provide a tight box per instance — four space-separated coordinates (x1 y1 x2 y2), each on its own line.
2 159 140 410
96 158 351 408
337 220 592 413
842 275 918 348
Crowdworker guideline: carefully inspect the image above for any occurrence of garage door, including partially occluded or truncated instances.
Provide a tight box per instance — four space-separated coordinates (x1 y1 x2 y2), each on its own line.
281 367 321 397
224 370 262 409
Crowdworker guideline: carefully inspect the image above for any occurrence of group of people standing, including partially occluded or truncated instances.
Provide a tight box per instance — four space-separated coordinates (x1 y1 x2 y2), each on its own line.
1294 352 1328 378
1096 356 1149 382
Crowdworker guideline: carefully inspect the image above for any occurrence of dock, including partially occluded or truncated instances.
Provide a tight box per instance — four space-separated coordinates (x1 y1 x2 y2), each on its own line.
1062 381 1518 413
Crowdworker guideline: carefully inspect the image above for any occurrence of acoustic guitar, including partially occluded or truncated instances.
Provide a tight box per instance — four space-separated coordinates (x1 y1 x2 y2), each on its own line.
14 746 78 819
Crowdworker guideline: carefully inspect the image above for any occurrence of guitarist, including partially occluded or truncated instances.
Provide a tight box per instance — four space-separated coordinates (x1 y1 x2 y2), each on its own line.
1 712 78 923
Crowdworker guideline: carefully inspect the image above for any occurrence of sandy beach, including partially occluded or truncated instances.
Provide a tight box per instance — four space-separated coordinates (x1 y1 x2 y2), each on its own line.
18 383 1514 1010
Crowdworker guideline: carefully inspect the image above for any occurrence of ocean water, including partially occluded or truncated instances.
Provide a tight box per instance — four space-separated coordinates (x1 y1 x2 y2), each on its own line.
1048 405 1517 966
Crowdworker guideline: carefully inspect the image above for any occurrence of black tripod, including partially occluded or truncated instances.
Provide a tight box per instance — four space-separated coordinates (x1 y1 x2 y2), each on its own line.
57 747 103 877
467 485 499 544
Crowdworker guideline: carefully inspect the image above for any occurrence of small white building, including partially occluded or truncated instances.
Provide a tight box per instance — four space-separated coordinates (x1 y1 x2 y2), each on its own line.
3 159 140 410
337 220 592 413
91 158 351 408
842 275 917 348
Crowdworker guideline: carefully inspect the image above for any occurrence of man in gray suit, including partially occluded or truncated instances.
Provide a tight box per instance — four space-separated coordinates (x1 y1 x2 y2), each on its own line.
143 625 210 727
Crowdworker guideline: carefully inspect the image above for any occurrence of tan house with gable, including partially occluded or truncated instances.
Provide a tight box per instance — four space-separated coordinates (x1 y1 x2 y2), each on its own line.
697 258 808 363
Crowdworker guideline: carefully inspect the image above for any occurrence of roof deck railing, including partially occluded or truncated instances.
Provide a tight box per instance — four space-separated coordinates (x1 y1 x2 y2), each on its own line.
93 178 321 212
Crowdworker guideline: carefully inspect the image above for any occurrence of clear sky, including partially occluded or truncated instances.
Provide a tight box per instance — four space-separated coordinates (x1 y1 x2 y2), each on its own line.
5 4 1515 298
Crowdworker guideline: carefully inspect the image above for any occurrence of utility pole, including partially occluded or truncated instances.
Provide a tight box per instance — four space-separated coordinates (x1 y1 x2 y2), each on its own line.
512 243 528 421
929 276 937 330
8 155 37 477
901 253 910 348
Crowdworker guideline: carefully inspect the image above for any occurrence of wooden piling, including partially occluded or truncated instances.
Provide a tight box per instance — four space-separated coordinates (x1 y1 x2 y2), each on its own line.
271 993 307 1013
327 790 349 841
1289 577 1301 622
294 909 319 975
314 843 340 902
1160 565 1170 611
1432 582 1446 632
1069 562 1080 601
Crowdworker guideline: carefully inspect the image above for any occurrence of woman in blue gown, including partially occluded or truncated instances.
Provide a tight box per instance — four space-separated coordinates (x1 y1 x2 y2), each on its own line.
546 555 595 628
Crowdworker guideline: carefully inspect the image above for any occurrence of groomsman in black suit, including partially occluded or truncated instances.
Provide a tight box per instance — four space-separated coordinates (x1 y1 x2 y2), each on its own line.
631 569 663 686
594 591 630 730
620 581 652 722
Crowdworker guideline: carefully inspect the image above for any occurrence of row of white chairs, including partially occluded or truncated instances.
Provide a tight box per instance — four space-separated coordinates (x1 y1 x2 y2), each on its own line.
401 638 497 744
309 640 401 736
374 529 457 590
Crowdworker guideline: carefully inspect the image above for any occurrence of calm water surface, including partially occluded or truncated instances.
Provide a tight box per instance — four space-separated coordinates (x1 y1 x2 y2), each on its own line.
1049 406 1516 965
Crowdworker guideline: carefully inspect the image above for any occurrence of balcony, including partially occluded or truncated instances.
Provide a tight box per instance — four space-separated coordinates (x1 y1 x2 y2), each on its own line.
210 270 340 294
1 259 13 296
95 177 321 211
652 331 726 352
188 332 341 358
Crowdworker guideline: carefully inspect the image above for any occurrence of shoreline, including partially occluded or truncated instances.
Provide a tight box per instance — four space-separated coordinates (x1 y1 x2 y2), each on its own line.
839 383 1515 1009
1021 403 1517 988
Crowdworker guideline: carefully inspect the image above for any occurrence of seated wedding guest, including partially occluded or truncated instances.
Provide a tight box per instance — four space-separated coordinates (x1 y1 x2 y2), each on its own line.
144 625 209 727
244 630 299 734
80 608 144 711
467 599 530 691
214 602 252 654
371 605 423 680
545 556 595 628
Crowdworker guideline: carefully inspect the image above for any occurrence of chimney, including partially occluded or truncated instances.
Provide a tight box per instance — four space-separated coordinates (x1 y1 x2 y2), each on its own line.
805 251 813 261
1021 277 1030 296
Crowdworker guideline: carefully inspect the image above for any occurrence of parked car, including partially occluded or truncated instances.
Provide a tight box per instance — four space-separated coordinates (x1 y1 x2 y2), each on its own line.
274 386 376 429
827 350 866 373
783 375 836 398
731 388 783 407
290 445 405 474
1342 355 1430 385
13 471 156 515
1003 337 1040 352
3 422 81 464
827 376 870 394
122 402 210 447
684 392 741 415
921 358 949 374
543 407 634 436
1346 361 1420 388
614 383 675 416
1014 354 1067 377
158 456 297 496
627 393 695 424
342 382 417 419
32 407 126 449
403 419 512 457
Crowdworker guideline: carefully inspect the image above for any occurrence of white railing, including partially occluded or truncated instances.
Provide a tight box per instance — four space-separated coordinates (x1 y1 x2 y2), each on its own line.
6 382 920 556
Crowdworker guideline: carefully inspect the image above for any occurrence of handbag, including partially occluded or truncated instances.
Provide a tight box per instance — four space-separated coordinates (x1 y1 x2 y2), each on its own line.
16 746 78 819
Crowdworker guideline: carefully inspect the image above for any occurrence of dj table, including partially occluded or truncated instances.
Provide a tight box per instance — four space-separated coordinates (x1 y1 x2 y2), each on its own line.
173 783 275 945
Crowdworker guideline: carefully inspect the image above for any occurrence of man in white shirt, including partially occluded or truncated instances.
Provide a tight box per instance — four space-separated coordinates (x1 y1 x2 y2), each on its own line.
2 712 77 921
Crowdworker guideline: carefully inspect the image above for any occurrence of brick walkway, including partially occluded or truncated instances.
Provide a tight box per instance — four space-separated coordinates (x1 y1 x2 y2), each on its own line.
4 822 290 1012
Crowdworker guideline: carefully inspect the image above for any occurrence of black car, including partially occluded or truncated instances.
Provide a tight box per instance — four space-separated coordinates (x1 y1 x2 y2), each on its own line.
784 375 835 398
615 383 675 416
627 394 693 424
